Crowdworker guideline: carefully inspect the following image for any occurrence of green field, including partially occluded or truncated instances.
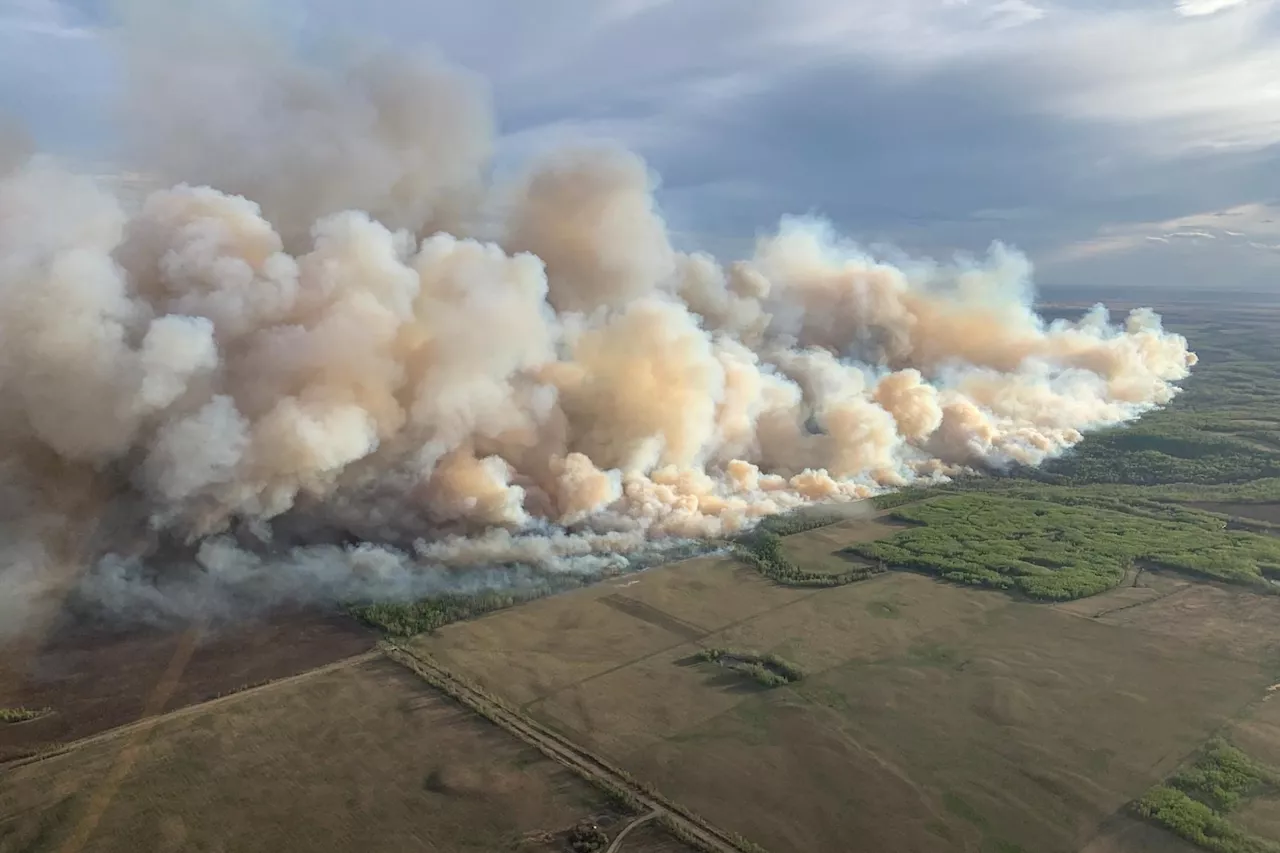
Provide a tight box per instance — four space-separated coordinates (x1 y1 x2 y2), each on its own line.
410 536 1277 852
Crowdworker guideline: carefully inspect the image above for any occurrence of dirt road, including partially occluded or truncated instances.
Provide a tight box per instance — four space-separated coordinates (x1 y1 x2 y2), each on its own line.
606 810 659 853
381 643 763 853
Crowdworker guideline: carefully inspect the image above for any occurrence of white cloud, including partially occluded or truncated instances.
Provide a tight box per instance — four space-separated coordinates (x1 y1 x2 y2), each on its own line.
987 0 1047 29
1176 0 1251 17
1050 203 1280 263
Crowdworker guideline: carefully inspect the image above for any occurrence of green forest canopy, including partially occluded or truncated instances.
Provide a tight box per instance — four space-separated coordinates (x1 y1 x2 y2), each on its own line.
852 495 1280 600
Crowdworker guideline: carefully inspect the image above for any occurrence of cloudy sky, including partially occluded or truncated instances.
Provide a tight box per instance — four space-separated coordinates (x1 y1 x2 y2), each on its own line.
2 0 1279 293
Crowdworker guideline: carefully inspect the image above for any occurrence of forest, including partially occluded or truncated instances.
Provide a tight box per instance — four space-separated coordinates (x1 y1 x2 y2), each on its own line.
851 494 1280 600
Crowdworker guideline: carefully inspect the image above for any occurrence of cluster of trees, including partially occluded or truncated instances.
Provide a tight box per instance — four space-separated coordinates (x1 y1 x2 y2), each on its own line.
852 495 1280 601
1168 739 1280 811
695 647 805 688
0 707 48 724
566 821 609 852
350 591 546 636
735 530 885 588
753 511 844 537
1132 739 1280 853
1133 787 1275 853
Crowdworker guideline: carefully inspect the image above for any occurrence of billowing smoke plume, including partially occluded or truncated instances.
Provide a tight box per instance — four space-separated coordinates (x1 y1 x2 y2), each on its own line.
0 6 1195 633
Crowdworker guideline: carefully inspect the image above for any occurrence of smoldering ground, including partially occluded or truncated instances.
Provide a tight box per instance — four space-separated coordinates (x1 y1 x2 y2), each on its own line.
0 3 1195 635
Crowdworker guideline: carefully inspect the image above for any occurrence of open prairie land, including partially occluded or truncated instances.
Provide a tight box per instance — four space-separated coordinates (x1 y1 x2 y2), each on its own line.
0 609 376 763
413 511 1280 853
0 655 686 853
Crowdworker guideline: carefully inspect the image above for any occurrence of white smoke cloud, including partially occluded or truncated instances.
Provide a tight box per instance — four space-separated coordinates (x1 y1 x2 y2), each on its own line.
0 7 1197 632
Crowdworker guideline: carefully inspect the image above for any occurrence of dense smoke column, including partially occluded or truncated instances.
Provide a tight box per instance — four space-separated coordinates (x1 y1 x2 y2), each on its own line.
0 6 1196 629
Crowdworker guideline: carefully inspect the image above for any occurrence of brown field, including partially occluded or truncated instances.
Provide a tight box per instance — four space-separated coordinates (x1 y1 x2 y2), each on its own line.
1089 578 1280 663
779 514 909 575
1051 564 1193 622
412 517 1280 853
0 655 697 853
1188 502 1280 527
0 608 376 763
1079 816 1203 853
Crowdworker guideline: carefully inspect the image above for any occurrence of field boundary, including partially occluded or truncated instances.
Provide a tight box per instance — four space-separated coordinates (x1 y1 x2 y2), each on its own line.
0 649 381 772
381 642 767 853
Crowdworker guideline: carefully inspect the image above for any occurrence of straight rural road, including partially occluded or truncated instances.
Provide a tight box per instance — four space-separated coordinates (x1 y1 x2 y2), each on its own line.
382 643 762 853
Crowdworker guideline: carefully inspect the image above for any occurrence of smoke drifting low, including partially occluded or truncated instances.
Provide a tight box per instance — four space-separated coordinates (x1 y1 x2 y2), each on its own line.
0 9 1195 633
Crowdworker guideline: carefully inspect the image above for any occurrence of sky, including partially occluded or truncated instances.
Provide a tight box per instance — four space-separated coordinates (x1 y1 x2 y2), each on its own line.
1 0 1279 293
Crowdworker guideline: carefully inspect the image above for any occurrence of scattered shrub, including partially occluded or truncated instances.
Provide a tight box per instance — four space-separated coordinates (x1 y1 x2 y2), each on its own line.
0 707 49 724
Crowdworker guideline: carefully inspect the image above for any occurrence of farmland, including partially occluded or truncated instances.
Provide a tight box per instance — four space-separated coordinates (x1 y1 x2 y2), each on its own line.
0 655 686 853
410 522 1279 853
4 296 1280 852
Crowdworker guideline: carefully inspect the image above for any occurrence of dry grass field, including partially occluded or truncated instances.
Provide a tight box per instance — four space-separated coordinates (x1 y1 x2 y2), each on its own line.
0 655 693 853
0 610 376 763
413 517 1280 853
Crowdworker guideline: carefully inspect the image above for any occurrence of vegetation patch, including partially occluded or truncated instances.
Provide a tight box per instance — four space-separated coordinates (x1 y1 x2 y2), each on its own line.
851 494 1280 600
566 820 609 852
735 529 886 587
1132 739 1280 853
694 648 805 688
0 707 50 724
350 590 551 636
753 511 845 537
1169 739 1280 812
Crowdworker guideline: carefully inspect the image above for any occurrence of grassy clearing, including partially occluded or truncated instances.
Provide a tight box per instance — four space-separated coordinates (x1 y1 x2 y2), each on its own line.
1132 740 1280 853
0 707 50 724
693 648 804 688
852 494 1280 600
